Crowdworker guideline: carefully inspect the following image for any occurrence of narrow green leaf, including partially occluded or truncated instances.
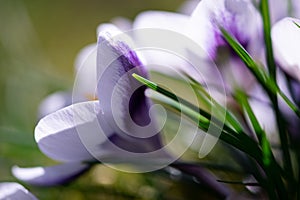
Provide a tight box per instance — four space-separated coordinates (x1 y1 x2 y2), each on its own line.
220 27 300 118
261 134 272 166
235 91 262 141
186 74 244 133
133 73 264 163
235 89 286 199
260 0 294 186
133 73 157 90
293 21 300 28
133 73 209 125
260 0 276 80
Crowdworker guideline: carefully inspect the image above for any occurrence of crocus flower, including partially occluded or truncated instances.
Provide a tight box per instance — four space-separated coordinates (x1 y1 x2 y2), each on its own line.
13 26 170 186
13 22 232 198
0 182 37 200
271 17 300 141
38 16 132 118
187 0 262 60
272 17 300 82
186 0 263 92
38 15 145 119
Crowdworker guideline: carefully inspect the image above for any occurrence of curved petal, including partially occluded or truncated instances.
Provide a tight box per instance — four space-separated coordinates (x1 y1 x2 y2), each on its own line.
187 0 262 59
12 163 90 186
35 101 106 162
97 27 160 139
73 44 97 102
38 91 72 119
0 182 37 200
272 17 300 81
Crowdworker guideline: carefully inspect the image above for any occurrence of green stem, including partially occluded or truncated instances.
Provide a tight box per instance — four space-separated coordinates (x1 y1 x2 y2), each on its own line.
260 0 276 80
235 89 287 199
260 0 294 182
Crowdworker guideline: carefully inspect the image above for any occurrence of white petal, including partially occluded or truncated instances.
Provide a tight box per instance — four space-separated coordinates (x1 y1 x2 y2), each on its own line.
73 44 97 102
272 17 300 81
38 91 72 119
12 163 89 186
35 101 108 162
0 182 37 200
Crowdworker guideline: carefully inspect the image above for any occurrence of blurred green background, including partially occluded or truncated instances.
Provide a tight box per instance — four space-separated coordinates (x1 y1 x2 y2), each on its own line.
0 0 223 199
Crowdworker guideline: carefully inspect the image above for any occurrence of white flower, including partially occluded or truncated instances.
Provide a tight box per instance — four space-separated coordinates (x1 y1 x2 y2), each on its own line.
13 27 170 186
272 17 300 82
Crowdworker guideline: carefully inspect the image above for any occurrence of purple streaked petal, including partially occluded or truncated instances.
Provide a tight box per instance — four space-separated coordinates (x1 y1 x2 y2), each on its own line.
187 0 262 59
35 101 107 162
97 28 161 143
12 163 90 186
0 182 37 200
272 17 300 82
73 44 97 102
38 91 72 119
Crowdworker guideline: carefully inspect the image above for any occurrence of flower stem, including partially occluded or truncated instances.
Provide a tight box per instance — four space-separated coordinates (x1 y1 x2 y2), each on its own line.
260 0 294 183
